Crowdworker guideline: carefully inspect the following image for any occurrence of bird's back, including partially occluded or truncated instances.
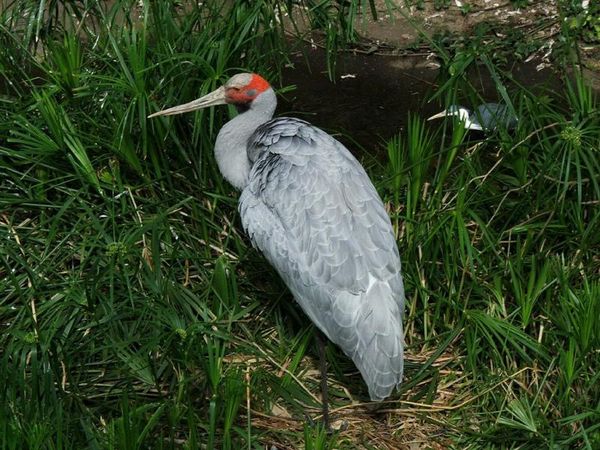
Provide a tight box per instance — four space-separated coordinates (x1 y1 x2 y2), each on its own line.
239 117 405 400
475 103 517 131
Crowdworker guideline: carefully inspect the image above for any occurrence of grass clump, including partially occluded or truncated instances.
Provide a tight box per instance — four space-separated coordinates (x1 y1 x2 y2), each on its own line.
1 0 599 449
384 53 599 446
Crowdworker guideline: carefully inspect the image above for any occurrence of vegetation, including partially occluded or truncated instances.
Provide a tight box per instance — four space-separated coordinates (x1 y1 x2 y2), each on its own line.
0 0 598 448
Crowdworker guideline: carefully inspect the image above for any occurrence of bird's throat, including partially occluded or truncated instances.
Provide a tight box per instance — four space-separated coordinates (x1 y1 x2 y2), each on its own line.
214 89 276 190
212 113 267 190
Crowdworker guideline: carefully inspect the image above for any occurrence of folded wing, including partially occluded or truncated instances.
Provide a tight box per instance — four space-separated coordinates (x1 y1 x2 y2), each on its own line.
239 118 405 400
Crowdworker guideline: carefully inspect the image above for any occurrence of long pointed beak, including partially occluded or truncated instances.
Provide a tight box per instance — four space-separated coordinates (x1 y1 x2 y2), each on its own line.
148 86 226 118
427 110 451 121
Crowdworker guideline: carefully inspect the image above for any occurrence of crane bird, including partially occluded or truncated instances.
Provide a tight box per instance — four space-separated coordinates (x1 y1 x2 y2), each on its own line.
428 103 517 132
149 73 405 414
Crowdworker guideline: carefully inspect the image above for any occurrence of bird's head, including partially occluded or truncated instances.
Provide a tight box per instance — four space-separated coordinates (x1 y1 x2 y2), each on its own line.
148 73 272 118
427 105 470 123
427 105 483 131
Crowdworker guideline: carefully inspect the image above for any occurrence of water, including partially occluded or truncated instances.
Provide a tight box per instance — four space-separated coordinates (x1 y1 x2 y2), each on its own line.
280 48 562 154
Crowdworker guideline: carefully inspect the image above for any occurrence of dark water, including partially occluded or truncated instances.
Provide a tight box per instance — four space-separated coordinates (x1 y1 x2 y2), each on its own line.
279 49 562 154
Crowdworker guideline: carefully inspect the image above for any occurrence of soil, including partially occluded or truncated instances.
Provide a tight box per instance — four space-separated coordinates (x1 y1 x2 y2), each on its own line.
354 0 558 50
339 0 597 79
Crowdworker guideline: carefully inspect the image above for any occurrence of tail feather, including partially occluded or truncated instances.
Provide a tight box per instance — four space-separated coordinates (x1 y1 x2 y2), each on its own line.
305 275 404 401
351 280 404 401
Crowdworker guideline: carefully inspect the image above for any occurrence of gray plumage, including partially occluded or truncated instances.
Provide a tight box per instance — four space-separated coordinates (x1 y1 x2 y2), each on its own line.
240 118 405 400
149 73 405 401
470 103 518 131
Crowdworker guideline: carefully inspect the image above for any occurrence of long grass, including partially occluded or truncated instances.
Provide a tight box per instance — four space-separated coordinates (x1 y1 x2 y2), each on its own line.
1 0 599 448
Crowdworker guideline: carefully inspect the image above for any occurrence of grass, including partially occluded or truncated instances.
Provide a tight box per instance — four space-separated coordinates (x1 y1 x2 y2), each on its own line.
1 0 599 448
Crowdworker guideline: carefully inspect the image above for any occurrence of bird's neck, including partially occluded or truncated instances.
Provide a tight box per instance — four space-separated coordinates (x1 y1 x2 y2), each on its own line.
214 88 276 190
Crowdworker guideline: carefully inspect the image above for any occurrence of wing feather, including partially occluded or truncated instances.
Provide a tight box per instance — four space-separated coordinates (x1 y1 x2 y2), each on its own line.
240 118 405 400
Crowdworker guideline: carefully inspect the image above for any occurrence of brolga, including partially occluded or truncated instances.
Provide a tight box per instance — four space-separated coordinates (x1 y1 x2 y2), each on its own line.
149 73 405 423
428 102 518 132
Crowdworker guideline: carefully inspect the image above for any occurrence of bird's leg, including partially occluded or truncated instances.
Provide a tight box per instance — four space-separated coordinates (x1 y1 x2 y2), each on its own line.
315 331 330 430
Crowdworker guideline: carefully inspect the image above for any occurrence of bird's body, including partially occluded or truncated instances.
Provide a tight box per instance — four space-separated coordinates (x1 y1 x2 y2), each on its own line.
149 73 405 401
428 102 517 132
